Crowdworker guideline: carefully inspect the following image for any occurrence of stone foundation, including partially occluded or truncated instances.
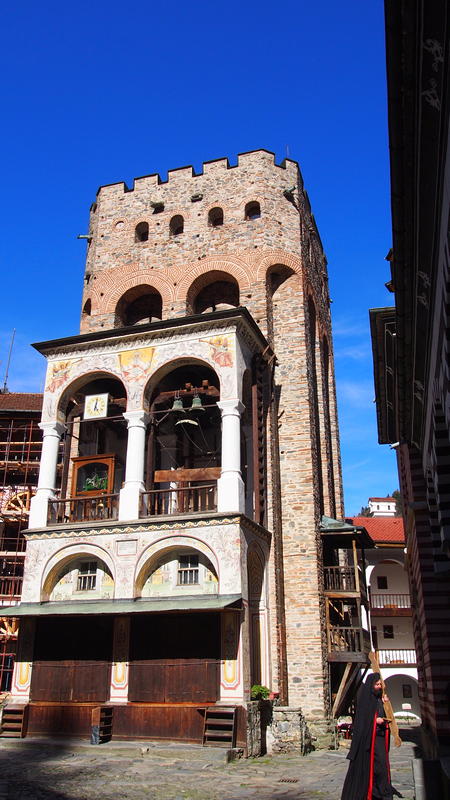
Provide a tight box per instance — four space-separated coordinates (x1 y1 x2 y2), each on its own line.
246 702 336 756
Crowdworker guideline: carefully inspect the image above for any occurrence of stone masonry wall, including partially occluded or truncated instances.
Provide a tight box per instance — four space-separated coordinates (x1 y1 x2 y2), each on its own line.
77 150 342 726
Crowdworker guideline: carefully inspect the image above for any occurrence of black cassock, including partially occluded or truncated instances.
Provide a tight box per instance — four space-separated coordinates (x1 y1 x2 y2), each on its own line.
341 672 398 800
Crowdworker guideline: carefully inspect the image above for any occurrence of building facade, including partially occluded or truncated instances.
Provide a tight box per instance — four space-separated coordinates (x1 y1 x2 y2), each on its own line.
368 497 396 517
347 515 419 720
370 0 450 787
3 150 350 745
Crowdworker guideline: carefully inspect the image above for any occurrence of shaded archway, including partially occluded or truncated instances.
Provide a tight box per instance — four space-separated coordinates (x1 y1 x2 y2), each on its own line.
136 542 218 598
186 270 240 314
42 551 114 602
115 284 163 327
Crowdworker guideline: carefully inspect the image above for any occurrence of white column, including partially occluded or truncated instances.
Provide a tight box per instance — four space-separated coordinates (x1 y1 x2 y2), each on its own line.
28 421 66 529
217 399 245 513
119 410 149 521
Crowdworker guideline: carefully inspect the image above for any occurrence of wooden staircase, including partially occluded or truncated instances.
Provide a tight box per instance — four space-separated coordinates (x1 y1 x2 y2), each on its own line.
0 704 28 738
202 706 236 747
91 706 113 744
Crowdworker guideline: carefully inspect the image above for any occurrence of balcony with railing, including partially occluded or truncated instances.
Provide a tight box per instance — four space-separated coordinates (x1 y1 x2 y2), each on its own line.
327 626 371 662
324 566 357 592
48 494 119 524
378 648 416 666
370 593 411 616
140 482 217 517
324 565 368 603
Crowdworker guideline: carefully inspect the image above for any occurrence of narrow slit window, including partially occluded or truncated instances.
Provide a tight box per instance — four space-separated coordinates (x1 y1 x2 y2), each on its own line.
135 222 149 242
208 207 224 227
170 215 184 236
245 201 261 220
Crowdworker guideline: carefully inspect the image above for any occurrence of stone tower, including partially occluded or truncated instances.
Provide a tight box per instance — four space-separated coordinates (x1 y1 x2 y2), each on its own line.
7 150 345 745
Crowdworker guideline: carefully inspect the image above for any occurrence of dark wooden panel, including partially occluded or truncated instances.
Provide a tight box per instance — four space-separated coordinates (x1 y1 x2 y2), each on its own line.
128 659 219 703
31 661 111 702
112 704 207 742
27 703 94 737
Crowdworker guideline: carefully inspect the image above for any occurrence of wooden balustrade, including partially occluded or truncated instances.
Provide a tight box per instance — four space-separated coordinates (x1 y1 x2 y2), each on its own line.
48 494 119 524
140 483 217 517
370 593 411 609
324 566 357 592
328 625 362 652
378 649 416 665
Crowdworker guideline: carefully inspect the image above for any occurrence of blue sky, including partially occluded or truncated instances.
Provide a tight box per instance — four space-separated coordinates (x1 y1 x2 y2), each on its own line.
0 0 397 515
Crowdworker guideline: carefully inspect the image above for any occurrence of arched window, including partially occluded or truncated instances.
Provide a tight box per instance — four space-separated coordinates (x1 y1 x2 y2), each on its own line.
115 285 163 327
135 222 149 242
245 201 261 220
170 215 184 236
82 299 91 316
208 207 224 227
187 271 240 315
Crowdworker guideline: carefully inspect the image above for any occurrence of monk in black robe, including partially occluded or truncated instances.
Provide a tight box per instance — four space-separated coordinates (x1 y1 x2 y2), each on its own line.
341 672 399 800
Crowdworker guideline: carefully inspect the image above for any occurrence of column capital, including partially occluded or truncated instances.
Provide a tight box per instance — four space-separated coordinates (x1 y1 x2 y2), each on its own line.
38 420 66 437
123 410 150 428
217 399 245 416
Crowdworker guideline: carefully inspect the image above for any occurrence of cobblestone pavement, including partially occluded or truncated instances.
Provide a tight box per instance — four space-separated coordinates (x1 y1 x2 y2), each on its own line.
0 728 418 800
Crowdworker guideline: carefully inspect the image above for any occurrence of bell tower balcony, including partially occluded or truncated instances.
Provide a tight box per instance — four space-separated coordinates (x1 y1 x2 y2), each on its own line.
27 308 271 532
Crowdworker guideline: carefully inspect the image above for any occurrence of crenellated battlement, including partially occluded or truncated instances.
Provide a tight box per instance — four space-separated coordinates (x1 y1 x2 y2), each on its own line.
95 150 301 199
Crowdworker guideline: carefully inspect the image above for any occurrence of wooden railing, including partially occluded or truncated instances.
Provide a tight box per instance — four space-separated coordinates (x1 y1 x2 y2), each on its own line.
140 483 217 517
324 566 357 592
0 575 23 598
370 593 411 609
48 494 119 524
329 626 363 652
378 649 416 665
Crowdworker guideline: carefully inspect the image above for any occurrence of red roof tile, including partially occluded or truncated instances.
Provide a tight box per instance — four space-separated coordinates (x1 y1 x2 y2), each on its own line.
346 515 405 544
368 497 395 502
0 393 43 412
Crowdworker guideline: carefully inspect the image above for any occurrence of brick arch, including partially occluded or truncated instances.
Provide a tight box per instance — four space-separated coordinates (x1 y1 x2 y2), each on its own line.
175 256 253 302
255 251 303 282
91 267 175 313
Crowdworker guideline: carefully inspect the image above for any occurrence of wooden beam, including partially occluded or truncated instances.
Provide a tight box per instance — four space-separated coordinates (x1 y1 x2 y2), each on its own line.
154 467 221 482
332 662 352 717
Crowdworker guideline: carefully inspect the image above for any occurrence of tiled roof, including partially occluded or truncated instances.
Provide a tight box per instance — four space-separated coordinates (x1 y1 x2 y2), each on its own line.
346 515 405 544
0 393 43 412
368 497 395 502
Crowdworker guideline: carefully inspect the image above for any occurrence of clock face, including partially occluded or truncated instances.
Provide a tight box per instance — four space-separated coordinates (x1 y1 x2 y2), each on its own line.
84 393 109 420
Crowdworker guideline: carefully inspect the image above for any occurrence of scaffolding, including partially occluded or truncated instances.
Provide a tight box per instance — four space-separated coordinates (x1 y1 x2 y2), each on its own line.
0 413 43 692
